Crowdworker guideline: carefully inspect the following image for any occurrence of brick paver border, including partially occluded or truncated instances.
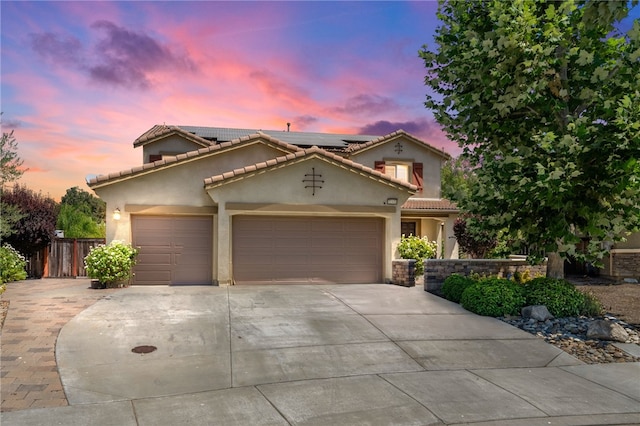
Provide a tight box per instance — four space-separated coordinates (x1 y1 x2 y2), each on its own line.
1 279 121 412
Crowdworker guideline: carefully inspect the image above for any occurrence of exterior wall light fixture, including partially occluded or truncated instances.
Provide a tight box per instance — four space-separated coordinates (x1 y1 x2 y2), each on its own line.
386 198 398 206
113 208 121 221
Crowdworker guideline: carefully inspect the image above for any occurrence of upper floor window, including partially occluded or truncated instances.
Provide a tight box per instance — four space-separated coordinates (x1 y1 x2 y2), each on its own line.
375 160 423 193
385 163 410 182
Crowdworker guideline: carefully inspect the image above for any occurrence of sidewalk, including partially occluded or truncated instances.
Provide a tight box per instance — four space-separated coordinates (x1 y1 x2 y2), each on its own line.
0 279 120 412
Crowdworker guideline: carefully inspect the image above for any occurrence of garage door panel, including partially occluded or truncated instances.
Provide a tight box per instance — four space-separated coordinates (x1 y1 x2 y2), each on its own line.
275 238 310 248
173 237 209 248
135 234 173 247
236 238 273 253
175 253 209 266
137 253 172 264
134 269 172 283
275 220 308 231
132 216 213 285
233 216 382 284
277 255 309 266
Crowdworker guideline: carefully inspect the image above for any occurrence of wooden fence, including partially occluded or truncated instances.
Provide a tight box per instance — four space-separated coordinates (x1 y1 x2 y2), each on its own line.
27 238 105 278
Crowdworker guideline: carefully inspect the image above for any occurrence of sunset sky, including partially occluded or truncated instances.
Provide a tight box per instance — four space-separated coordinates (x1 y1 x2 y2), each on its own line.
1 1 637 200
1 1 450 200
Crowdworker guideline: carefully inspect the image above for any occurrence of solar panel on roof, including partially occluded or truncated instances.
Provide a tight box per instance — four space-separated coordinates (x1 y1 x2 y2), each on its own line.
176 125 380 149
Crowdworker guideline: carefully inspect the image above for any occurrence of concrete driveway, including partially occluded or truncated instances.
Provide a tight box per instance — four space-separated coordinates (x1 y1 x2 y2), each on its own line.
3 284 639 425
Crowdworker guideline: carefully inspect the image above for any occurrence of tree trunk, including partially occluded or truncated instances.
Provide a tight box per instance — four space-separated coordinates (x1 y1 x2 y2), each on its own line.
546 252 564 279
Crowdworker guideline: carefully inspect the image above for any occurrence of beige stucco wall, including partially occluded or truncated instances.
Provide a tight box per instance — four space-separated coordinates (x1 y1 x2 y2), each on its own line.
613 231 640 249
348 136 446 198
206 156 413 285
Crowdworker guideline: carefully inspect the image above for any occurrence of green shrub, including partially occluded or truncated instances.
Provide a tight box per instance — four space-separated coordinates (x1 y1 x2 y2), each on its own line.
461 277 525 317
442 274 476 303
581 291 604 317
522 277 586 317
0 244 27 284
397 235 437 275
84 241 138 287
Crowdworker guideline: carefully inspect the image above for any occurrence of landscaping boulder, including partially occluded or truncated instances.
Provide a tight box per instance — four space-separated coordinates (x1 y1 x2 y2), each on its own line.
586 320 630 342
521 305 554 322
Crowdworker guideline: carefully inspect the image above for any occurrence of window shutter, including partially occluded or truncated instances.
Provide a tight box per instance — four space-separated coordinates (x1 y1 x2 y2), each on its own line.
149 154 162 163
374 161 385 173
412 162 423 192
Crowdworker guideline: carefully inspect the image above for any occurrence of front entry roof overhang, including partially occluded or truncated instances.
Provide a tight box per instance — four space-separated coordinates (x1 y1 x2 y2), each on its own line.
401 198 458 214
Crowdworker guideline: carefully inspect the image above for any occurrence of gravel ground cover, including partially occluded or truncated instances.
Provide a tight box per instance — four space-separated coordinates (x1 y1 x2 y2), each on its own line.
500 278 640 364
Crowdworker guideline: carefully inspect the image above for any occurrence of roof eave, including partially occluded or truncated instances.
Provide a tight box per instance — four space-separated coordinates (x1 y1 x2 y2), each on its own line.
133 125 212 148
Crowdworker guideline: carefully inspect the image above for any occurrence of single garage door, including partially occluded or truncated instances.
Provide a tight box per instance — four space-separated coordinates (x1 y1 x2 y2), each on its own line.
233 216 383 284
132 215 213 285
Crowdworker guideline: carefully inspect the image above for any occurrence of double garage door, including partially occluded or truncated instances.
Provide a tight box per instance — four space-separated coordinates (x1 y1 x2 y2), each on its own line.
233 216 383 285
132 215 383 285
132 216 213 285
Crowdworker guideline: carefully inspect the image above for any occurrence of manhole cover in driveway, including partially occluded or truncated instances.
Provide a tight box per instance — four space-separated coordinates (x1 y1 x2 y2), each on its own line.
131 345 157 354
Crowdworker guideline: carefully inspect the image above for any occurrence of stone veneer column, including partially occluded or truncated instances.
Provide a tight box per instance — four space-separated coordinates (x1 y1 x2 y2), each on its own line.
392 259 416 287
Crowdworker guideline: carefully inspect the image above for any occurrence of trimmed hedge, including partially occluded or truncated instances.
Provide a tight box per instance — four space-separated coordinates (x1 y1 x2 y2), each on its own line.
523 277 589 317
460 278 525 317
444 273 602 318
442 274 475 303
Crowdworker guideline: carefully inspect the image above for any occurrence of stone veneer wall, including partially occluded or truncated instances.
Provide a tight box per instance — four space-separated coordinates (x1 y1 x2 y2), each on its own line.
609 251 640 279
423 258 547 293
392 259 416 287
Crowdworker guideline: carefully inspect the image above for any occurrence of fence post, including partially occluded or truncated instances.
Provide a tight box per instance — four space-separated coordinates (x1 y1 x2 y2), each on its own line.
72 239 78 277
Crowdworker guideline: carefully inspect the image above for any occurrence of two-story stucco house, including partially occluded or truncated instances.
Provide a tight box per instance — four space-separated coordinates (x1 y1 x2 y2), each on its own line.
87 125 459 286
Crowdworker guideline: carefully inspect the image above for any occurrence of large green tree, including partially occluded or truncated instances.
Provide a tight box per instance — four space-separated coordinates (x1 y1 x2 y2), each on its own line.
56 204 105 238
421 0 640 278
57 187 106 238
441 156 478 203
60 186 106 224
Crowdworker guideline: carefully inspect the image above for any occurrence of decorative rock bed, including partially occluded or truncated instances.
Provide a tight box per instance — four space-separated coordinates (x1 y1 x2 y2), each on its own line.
500 314 640 364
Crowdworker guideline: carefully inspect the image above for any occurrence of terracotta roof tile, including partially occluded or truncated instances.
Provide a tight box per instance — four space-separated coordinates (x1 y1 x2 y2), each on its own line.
133 124 211 148
402 198 458 211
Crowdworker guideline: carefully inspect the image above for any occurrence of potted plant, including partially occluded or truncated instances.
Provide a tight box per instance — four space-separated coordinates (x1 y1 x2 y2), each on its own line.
84 241 138 288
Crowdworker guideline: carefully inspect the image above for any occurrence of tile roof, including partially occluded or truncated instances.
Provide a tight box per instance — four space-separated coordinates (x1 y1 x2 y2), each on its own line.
204 146 417 192
401 198 458 211
88 132 300 188
345 129 451 159
133 124 211 148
